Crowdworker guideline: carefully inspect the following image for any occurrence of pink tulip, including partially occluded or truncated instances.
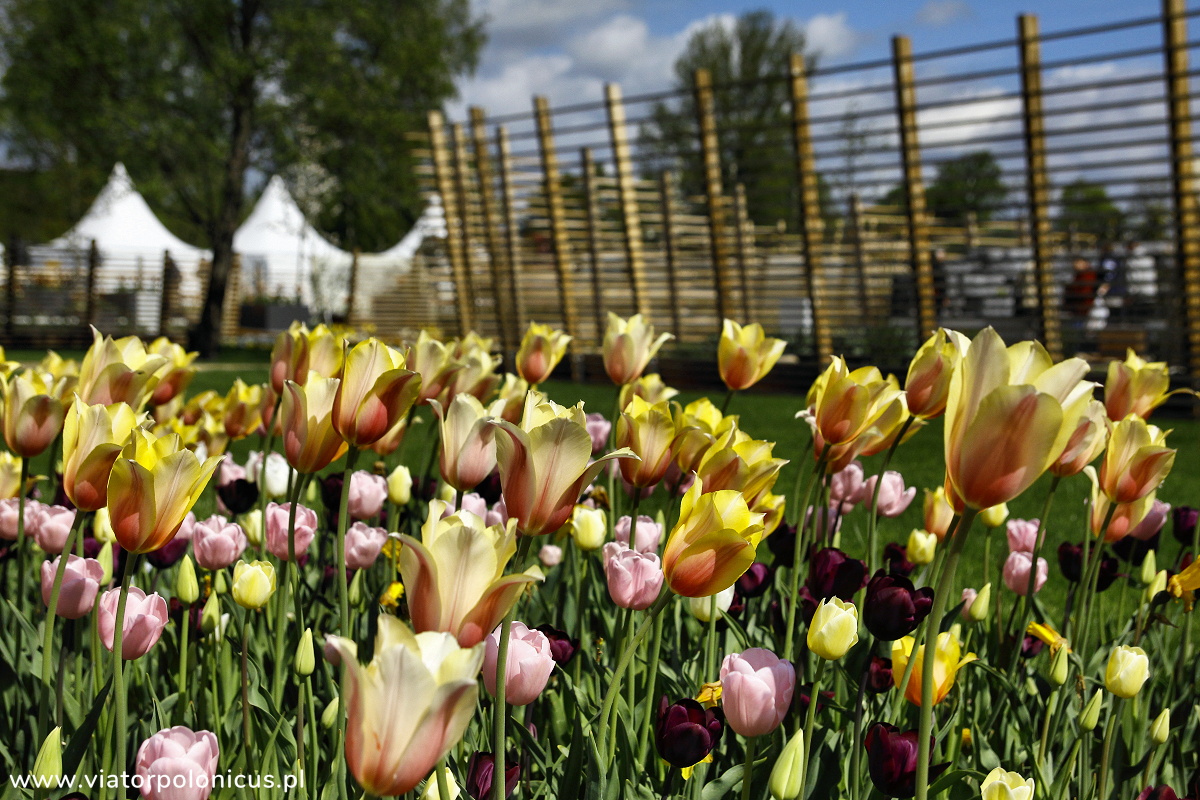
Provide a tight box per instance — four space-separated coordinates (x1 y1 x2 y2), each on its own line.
457 491 490 519
585 412 612 455
191 515 248 570
719 648 796 737
1002 551 1047 596
829 461 865 514
805 504 842 541
960 588 978 619
135 726 220 800
41 555 104 618
602 542 664 610
218 459 247 487
483 621 554 706
1006 518 1039 553
345 522 387 570
486 498 508 527
264 502 318 560
31 503 75 555
347 471 388 520
860 471 917 518
99 586 169 659
539 544 563 567
1129 499 1170 541
614 514 663 554
0 497 35 541
177 511 197 542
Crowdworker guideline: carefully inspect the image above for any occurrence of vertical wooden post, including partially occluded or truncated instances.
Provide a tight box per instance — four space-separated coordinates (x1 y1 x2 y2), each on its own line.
5 238 17 337
427 110 474 335
580 148 607 343
345 248 360 326
892 36 938 341
604 83 650 319
220 254 242 343
1163 0 1200 385
159 250 177 337
532 95 579 340
732 184 754 320
1017 15 1063 359
85 239 100 327
470 106 513 352
787 53 832 361
693 69 733 328
659 171 685 340
495 126 527 345
450 123 481 334
848 193 871 316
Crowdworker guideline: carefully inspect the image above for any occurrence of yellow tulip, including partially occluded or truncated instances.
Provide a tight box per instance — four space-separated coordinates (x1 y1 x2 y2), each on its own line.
1025 621 1068 654
662 479 764 597
1086 466 1156 542
978 503 1008 529
907 530 937 565
333 338 421 448
923 487 955 540
695 426 788 508
106 429 221 553
769 729 805 800
231 560 277 609
38 350 78 379
407 331 463 405
269 322 310 394
718 319 786 391
966 583 991 622
603 312 673 386
754 492 787 537
671 398 736 474
76 329 168 408
808 597 860 660
891 630 976 705
444 347 502 403
943 328 1092 510
62 400 145 511
1049 399 1110 477
515 323 571 385
1105 645 1149 698
396 500 541 646
0 346 20 377
387 465 413 505
616 396 677 488
305 323 344 379
430 394 502 492
980 769 1034 800
1151 708 1170 745
281 372 349 473
1098 416 1175 504
0 451 22 499
147 337 198 405
493 373 530 424
1104 349 1185 421
904 329 968 419
807 358 902 448
1 369 68 457
569 505 607 551
222 378 265 440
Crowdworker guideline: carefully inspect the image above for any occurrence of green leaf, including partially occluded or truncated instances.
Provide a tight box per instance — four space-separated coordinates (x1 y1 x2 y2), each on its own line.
700 764 744 799
62 677 111 777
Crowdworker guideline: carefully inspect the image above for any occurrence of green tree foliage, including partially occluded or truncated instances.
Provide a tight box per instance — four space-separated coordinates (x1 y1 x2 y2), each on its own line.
925 151 1007 223
0 0 484 353
1056 179 1124 244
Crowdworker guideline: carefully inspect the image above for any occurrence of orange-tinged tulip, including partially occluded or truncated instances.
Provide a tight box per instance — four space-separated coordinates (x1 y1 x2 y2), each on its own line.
515 323 571 385
943 328 1092 510
662 479 765 597
619 373 679 409
851 393 924 460
718 319 786 391
1 369 68 457
1086 466 1157 542
305 324 344 379
397 500 541 645
270 322 310 394
1104 349 1185 421
368 414 411 457
281 372 349 473
905 329 968 419
492 392 634 536
1098 416 1175 504
696 426 788 508
451 331 495 358
430 395 502 492
604 312 673 386
891 630 976 705
106 429 221 553
494 373 530 425
39 350 79 379
76 329 168 408
146 337 197 406
924 487 955 541
754 492 786 536
332 338 421 448
63 400 145 511
407 332 463 405
672 399 737 474
223 379 265 440
444 348 501 403
617 396 677 488
808 358 902 448
1050 399 1110 477
326 616 483 798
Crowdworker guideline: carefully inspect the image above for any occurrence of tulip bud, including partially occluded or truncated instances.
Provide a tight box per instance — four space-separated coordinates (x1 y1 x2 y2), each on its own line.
200 592 221 634
1048 645 1069 687
907 530 936 565
387 464 413 505
687 586 735 622
1139 550 1158 585
420 767 461 800
295 628 315 676
94 507 116 544
1151 708 1170 745
349 568 365 606
175 554 199 604
571 506 607 551
213 569 228 595
97 541 114 585
968 583 991 622
769 729 805 800
1145 569 1167 604
978 503 1009 529
231 560 276 610
1080 690 1103 731
241 509 263 546
808 597 860 660
1024 677 1038 696
33 727 62 786
321 697 339 728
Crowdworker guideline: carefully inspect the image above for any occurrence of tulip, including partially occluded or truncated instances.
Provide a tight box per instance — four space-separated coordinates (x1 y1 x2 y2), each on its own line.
662 479 765 597
280 372 348 474
614 514 662 554
620 373 679 409
864 572 934 640
863 471 916 517
332 338 421 447
397 500 541 646
1137 788 1186 800
1056 542 1120 590
829 462 866 514
447 346 502 403
175 555 199 604
656 697 725 771
1080 689 1103 730
387 464 413 505
603 312 673 386
99 586 169 659
32 727 63 789
62 400 144 511
602 542 664 610
719 648 795 737
76 329 168 407
1128 499 1170 542
245 450 291 499
492 392 633 537
718 319 786 391
883 542 915 577
1099 416 1176 504
616 396 676 488
1173 505 1199 545
0 451 21 500
133 726 219 800
769 729 805 800
808 597 859 660
221 378 264 440
1050 399 1110 477
1105 645 1150 698
406 331 463 405
922 487 955 540
347 471 388 520
806 357 902 448
29 503 75 555
431 394 501 492
533 624 579 665
1002 552 1047 596
737 563 773 597
537 545 563 570
231 560 276 609
687 585 736 622
961 583 991 622
270 323 310 394
1005 519 1039 553
1150 708 1171 745
807 547 868 601
904 328 968 419
515 323 571 385
464 752 519 800
1 368 68 457
450 492 489 519
981 768 1034 800
584 412 612 455
1104 349 1180 420
907 530 937 566
867 657 895 694
564 504 604 550
483 621 554 706
695 426 788 508
106 430 221 554
264 502 318 561
864 722 948 799
240 509 263 547
943 328 1092 510
344 522 387 570
326 616 483 797
978 502 1009 529
891 630 976 705
41 555 104 618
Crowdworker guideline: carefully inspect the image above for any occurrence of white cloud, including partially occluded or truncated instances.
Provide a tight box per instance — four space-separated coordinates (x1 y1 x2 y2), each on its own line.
472 0 630 48
916 0 972 27
804 13 867 62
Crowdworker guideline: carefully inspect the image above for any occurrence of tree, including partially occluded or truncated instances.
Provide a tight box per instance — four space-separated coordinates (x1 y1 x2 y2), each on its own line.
637 10 828 228
925 151 1007 223
1126 178 1169 242
1056 179 1124 244
0 0 484 354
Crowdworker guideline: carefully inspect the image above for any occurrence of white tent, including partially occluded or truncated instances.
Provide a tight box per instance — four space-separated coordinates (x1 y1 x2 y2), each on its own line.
233 175 353 315
350 195 447 320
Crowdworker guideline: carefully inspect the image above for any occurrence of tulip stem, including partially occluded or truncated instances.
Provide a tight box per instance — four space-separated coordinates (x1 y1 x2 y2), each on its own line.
492 535 534 800
1037 687 1058 769
271 475 309 703
241 615 255 754
914 507 976 800
848 636 874 800
782 451 828 661
739 736 757 800
1075 503 1117 661
109 553 139 793
336 448 361 636
703 593 718 683
636 610 665 767
801 658 826 779
178 604 190 705
258 398 282 541
15 456 29 619
720 388 735 415
435 757 453 800
597 592 672 767
1097 698 1119 800
39 513 84 741
865 415 913 575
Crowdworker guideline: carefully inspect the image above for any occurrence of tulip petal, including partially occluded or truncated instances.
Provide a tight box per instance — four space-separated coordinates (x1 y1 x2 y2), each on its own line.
458 573 541 646
396 535 445 634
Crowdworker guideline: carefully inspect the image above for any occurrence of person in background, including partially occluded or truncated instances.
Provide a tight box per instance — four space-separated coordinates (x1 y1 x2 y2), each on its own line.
1098 244 1126 321
1064 255 1099 319
1123 239 1157 316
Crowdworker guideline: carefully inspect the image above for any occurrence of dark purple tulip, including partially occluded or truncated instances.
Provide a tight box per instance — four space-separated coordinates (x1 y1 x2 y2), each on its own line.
1137 787 1189 800
1173 506 1199 545
218 478 259 515
795 684 835 714
1112 530 1160 565
475 470 503 504
1021 635 1045 659
168 597 205 633
320 473 344 509
656 697 724 769
726 590 745 617
736 563 772 597
866 657 894 694
864 722 948 798
534 624 579 665
146 535 189 569
882 542 915 577
795 587 819 627
83 533 122 577
1057 542 1120 591
807 547 868 601
465 752 519 799
767 523 798 568
863 571 934 641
